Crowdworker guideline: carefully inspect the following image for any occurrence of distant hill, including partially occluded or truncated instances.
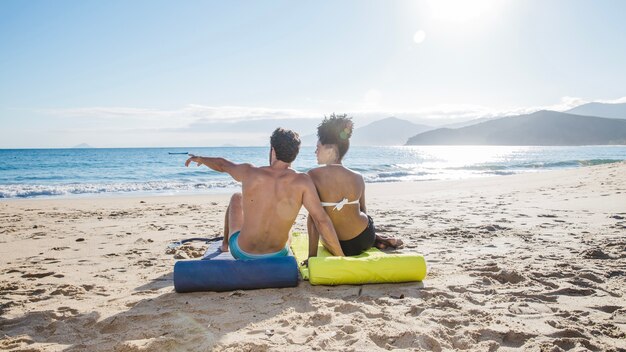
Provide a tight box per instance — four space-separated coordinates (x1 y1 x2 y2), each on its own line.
566 102 626 119
73 143 93 148
440 116 499 129
302 117 432 146
406 110 626 146
352 117 432 145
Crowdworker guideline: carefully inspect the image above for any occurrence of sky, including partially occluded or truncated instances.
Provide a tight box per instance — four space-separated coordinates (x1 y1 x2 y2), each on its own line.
1 0 626 148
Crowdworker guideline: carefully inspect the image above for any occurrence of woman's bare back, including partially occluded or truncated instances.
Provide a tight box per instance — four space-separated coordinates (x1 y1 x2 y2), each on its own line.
308 165 369 241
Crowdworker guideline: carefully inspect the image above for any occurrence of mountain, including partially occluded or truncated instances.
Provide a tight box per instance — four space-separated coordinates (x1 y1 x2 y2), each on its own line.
302 117 432 146
351 117 432 146
73 143 93 148
405 110 626 146
566 102 626 119
440 116 499 129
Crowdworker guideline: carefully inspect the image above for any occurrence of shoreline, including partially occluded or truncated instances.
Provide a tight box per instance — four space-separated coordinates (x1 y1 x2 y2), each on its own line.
1 160 624 202
1 161 624 351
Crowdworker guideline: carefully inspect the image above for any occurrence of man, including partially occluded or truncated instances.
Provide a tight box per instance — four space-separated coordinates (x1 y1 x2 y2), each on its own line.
185 128 345 259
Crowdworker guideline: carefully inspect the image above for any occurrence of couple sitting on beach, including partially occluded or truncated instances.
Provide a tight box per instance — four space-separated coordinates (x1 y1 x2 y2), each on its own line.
185 114 402 260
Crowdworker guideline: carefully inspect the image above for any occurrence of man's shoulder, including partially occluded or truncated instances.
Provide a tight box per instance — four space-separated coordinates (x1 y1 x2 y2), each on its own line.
250 166 307 181
290 170 314 186
236 162 256 173
250 164 291 175
290 169 310 179
234 163 262 181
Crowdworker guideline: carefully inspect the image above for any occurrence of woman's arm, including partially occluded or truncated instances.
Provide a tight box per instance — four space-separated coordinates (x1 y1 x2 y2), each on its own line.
306 215 319 258
359 176 367 213
301 175 344 256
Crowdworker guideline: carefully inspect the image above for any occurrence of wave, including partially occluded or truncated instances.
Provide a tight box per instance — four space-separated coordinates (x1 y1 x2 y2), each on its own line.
362 158 623 182
449 159 622 171
0 180 240 199
2 146 624 198
376 171 431 178
377 171 411 178
364 170 433 183
486 171 517 176
577 159 622 166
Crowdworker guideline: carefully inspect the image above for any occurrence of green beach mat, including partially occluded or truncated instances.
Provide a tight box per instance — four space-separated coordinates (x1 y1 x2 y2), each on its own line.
290 232 427 285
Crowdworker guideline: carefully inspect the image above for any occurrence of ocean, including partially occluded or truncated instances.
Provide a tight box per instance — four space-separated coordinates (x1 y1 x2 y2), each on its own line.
0 146 624 199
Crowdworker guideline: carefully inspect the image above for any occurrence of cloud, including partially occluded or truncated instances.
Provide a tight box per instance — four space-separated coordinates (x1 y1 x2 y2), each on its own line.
35 106 178 120
345 95 626 127
180 105 315 121
411 95 626 120
35 104 318 123
540 95 626 112
362 89 383 110
598 96 626 104
32 95 626 131
350 104 509 126
542 96 589 112
12 95 624 147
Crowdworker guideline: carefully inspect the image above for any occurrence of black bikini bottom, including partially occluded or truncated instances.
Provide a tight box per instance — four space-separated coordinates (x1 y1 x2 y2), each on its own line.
339 215 376 256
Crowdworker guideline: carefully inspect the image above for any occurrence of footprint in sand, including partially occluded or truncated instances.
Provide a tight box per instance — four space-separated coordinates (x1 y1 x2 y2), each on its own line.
27 288 50 303
57 306 80 316
50 284 86 296
30 232 47 239
303 311 332 327
371 331 443 352
609 308 626 324
332 302 362 314
545 337 598 351
0 281 23 293
479 270 526 285
135 259 156 267
405 305 426 316
590 305 622 314
547 287 596 297
21 272 55 279
0 336 36 350
507 302 552 315
581 248 612 259
41 258 61 264
472 328 537 349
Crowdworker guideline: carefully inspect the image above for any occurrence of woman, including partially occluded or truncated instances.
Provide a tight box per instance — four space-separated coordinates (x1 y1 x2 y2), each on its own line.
307 114 402 257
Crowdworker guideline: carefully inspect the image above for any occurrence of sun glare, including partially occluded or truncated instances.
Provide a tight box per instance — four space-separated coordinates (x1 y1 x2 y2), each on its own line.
428 0 496 23
413 30 426 44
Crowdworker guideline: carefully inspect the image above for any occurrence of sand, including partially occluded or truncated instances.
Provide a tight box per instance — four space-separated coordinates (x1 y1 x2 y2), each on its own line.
1 162 625 351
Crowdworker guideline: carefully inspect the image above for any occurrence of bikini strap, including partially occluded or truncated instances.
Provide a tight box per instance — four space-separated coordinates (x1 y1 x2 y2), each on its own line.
321 197 360 211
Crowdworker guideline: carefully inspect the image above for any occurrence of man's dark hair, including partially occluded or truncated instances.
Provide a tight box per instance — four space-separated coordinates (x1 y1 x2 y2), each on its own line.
270 128 301 163
317 113 354 159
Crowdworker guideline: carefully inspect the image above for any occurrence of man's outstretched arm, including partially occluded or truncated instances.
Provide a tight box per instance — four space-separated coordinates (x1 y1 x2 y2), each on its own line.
301 176 345 257
185 155 251 182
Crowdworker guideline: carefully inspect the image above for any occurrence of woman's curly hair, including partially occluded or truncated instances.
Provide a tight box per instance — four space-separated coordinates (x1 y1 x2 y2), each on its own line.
317 113 354 159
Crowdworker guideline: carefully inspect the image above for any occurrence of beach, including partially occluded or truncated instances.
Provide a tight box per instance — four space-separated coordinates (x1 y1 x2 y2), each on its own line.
1 162 625 351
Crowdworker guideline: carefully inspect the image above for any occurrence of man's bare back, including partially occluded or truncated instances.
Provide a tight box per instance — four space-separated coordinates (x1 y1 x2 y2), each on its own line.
235 166 313 254
185 128 344 258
